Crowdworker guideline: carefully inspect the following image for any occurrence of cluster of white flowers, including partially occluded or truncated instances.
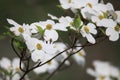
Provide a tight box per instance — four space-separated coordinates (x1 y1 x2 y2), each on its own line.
0 57 24 80
6 16 86 74
87 60 120 80
3 0 120 79
59 0 120 41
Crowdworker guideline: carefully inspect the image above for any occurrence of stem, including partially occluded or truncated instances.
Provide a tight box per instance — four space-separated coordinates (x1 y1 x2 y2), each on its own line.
19 47 71 80
46 36 108 80
11 38 21 58
46 47 84 80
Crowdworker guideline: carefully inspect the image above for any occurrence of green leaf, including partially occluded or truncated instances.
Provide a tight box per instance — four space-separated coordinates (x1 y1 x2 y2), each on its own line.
103 12 108 18
13 39 26 51
3 26 15 37
73 14 81 29
36 25 44 35
100 28 105 34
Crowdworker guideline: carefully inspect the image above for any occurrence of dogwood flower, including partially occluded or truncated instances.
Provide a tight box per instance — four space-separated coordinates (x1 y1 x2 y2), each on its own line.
29 22 40 34
58 16 74 30
0 57 23 73
87 60 120 80
84 4 108 21
48 14 74 31
39 19 68 42
91 3 115 26
33 59 58 74
0 57 24 80
97 19 120 41
23 34 57 63
106 24 120 41
80 23 97 44
7 19 31 36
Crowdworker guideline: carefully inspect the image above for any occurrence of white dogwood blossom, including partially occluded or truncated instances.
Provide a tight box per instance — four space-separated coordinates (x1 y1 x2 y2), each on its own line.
97 19 120 41
48 14 73 31
0 57 23 73
80 23 97 44
87 60 120 80
0 57 24 80
39 19 68 42
4 0 120 79
7 19 31 36
23 34 57 63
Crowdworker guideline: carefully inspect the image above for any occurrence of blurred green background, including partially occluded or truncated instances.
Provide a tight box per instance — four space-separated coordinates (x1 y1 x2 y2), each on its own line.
0 0 120 80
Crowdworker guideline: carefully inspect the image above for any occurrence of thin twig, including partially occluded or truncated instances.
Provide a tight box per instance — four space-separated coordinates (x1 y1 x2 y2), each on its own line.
46 47 84 80
11 38 21 58
19 47 71 80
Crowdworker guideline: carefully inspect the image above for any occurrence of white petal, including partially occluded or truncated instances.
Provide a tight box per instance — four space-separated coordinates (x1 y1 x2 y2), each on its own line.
12 58 20 69
110 66 119 77
90 28 97 35
7 19 20 27
48 13 58 20
91 16 100 23
33 65 47 74
87 68 97 77
31 50 45 62
61 5 70 9
106 28 119 41
43 43 57 55
0 57 11 70
73 54 85 66
97 19 116 28
44 30 58 42
88 23 96 29
106 3 114 11
93 60 111 76
47 60 58 74
53 23 68 31
86 34 95 44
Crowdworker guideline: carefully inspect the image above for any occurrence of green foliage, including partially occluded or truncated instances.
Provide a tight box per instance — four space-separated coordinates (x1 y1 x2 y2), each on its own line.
3 26 14 38
13 38 26 51
73 14 81 29
36 25 45 35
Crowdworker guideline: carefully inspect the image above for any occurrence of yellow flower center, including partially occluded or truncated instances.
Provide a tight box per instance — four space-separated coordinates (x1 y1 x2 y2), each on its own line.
36 43 42 50
68 0 71 3
98 15 104 20
114 25 120 32
16 67 20 71
84 26 89 33
100 76 105 80
18 27 24 33
47 60 52 65
46 24 52 30
115 12 118 18
70 21 73 26
87 3 92 8
78 51 84 56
